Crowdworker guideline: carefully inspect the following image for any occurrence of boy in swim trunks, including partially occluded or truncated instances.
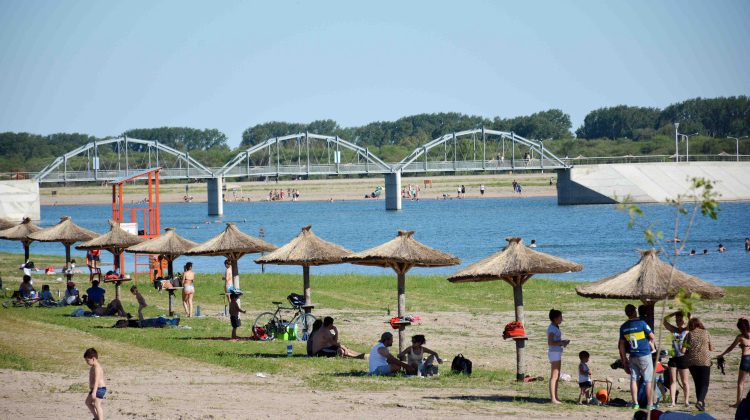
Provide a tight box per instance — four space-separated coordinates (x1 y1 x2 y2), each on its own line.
84 347 106 420
130 285 147 321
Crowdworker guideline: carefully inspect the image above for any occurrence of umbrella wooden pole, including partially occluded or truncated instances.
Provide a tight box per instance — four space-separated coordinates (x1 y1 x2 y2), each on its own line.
640 302 655 331
23 241 30 263
65 243 72 281
231 259 241 304
303 265 311 313
397 271 406 357
513 282 526 382
167 257 174 280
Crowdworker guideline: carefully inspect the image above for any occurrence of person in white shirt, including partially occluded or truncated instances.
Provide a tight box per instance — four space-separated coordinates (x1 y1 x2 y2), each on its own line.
369 332 412 375
578 350 592 404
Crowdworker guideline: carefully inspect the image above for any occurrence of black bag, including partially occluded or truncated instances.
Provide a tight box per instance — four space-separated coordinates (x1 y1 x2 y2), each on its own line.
287 293 305 307
451 354 472 375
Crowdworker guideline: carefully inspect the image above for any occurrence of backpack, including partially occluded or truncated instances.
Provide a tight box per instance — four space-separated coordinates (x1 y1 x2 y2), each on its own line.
451 354 472 375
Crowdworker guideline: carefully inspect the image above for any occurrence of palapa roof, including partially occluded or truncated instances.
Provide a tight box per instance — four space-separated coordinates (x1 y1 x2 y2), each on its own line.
27 216 98 244
76 221 145 251
255 225 351 266
0 217 16 231
125 227 198 256
0 217 41 241
575 249 725 302
186 222 276 257
448 237 583 284
343 230 459 270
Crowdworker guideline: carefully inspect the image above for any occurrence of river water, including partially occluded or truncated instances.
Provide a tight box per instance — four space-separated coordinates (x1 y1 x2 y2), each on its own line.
2 198 748 286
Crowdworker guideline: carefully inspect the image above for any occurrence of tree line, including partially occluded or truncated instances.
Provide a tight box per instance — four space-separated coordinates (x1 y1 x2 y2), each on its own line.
0 96 747 173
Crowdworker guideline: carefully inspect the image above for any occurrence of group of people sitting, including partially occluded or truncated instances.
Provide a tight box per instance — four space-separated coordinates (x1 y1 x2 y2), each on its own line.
305 317 444 376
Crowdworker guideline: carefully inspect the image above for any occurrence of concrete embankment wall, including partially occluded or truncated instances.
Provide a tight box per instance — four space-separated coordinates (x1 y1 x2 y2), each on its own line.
557 162 750 205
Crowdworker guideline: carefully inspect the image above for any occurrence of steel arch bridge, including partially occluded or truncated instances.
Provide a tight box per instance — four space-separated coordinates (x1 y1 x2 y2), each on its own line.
219 132 392 178
34 137 215 182
394 128 567 173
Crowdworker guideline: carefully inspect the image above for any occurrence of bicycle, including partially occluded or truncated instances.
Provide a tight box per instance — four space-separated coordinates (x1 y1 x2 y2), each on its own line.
252 293 316 342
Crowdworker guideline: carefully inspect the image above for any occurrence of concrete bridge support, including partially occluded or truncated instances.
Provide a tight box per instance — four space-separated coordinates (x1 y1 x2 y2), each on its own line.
207 176 224 216
385 172 402 211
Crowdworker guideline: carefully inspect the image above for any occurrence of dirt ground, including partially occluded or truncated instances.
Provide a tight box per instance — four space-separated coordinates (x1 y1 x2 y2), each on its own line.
1 302 745 419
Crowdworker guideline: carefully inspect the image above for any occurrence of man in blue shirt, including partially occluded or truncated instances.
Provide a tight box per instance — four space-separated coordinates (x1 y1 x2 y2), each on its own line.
619 304 655 410
86 280 106 310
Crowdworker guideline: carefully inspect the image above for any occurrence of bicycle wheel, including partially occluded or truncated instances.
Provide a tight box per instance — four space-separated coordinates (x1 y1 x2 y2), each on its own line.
292 312 317 341
252 312 280 341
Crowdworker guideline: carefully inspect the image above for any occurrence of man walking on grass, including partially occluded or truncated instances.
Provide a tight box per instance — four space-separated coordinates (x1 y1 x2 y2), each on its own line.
619 304 656 410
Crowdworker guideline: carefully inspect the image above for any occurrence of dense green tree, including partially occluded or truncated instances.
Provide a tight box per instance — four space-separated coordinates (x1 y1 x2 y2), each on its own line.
575 106 661 139
124 127 229 151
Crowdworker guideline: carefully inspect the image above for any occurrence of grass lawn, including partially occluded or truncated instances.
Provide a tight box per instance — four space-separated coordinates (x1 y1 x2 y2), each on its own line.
1 250 748 416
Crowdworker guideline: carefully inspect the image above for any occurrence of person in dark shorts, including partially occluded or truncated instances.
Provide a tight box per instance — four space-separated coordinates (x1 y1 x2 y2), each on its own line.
663 310 691 407
228 293 245 339
717 317 750 408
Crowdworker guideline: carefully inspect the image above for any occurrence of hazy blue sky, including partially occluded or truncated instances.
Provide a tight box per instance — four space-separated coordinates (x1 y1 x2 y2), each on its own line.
1 0 748 147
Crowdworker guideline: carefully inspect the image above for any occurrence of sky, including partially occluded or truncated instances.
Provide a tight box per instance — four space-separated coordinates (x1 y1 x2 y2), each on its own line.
1 0 748 148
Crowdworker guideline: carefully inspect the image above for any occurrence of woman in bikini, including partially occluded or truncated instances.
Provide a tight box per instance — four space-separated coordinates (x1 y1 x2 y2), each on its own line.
182 262 195 317
718 317 750 407
397 334 442 375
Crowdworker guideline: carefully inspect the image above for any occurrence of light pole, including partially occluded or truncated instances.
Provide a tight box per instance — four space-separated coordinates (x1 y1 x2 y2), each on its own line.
680 132 698 162
728 136 749 162
674 123 680 162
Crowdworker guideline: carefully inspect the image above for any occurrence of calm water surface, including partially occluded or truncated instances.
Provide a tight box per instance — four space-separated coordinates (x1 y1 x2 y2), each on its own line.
2 198 748 286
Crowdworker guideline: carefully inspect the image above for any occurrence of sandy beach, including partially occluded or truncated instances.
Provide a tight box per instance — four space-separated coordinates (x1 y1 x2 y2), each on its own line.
39 173 558 206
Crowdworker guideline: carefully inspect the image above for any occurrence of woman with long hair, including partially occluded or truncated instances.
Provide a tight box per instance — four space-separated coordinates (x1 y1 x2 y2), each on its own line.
682 317 714 411
182 262 195 317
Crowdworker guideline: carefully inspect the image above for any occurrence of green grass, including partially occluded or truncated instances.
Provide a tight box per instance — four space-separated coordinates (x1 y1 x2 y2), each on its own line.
2 250 749 406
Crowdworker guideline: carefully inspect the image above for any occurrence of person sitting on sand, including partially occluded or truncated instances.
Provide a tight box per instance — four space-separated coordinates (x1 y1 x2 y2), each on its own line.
312 316 364 358
369 332 413 375
397 334 443 376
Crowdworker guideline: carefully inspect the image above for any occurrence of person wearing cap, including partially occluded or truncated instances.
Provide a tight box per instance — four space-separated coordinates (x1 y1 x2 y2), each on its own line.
64 281 82 305
369 332 413 375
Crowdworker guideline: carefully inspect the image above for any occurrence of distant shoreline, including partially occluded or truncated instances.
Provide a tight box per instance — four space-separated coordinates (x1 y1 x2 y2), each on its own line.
40 173 558 206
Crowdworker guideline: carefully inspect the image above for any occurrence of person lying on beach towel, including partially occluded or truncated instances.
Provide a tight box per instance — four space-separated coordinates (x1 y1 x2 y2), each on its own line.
113 316 180 328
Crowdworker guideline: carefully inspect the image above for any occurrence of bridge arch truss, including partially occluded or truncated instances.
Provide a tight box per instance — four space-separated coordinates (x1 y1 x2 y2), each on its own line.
395 128 569 173
34 137 214 183
219 132 392 178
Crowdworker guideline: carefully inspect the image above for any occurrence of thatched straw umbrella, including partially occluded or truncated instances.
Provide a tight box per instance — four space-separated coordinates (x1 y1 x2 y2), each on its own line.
448 237 583 381
125 227 198 279
255 225 351 313
576 249 725 328
77 221 145 299
344 230 459 354
0 217 41 263
27 216 98 280
186 222 276 296
0 217 16 231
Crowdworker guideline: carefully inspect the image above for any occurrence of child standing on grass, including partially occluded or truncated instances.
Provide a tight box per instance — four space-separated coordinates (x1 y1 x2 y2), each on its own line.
130 285 147 321
84 347 106 420
578 351 593 404
229 292 245 339
547 308 570 404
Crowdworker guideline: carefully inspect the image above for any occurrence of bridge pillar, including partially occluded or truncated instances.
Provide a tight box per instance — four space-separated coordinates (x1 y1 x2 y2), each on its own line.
384 172 402 211
207 176 224 216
